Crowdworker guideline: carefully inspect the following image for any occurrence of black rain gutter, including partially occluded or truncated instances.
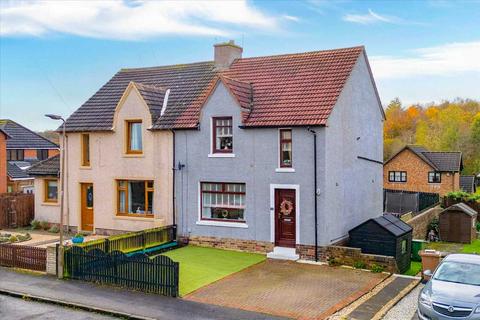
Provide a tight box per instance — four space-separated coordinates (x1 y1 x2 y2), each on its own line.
307 127 318 262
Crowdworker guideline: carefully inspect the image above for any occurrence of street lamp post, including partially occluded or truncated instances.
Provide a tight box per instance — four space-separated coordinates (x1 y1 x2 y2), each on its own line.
45 114 66 279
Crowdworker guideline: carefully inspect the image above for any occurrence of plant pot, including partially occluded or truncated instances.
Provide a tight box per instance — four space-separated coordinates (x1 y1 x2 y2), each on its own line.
72 236 84 244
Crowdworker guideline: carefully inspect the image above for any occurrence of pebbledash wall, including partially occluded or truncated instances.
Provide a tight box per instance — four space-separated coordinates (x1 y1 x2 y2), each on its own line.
57 86 173 235
175 51 384 257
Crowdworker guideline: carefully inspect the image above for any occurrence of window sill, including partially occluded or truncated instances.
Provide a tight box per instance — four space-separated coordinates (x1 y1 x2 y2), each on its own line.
42 201 59 206
196 220 248 228
114 215 154 221
208 153 235 158
275 168 295 173
122 153 144 158
80 165 91 170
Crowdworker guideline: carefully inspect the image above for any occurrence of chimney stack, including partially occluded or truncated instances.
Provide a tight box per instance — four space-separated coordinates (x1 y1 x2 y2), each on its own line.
214 40 243 70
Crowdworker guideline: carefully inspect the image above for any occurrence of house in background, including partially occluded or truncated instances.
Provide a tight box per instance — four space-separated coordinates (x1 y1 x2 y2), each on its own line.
27 155 60 223
383 145 463 196
0 128 11 193
0 119 59 193
56 42 384 261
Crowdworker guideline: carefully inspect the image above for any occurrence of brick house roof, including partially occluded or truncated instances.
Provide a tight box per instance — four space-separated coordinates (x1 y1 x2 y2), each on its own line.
385 145 463 172
0 120 58 149
64 46 382 131
27 154 60 177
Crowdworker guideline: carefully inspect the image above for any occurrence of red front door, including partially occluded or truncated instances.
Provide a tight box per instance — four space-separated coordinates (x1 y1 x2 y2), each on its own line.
275 189 296 248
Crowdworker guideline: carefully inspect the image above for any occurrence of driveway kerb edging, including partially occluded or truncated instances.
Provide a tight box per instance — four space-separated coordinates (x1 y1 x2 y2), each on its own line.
370 276 421 320
0 288 155 320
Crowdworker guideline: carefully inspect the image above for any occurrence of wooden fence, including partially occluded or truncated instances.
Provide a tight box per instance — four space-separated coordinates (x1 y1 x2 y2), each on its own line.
64 246 179 297
0 244 46 271
78 225 177 254
0 193 34 228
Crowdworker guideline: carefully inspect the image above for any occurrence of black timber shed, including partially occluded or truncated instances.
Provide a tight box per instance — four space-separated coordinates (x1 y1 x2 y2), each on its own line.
349 214 413 273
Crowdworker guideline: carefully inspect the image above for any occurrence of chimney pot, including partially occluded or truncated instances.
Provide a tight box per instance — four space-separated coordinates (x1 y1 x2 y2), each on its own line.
214 40 243 70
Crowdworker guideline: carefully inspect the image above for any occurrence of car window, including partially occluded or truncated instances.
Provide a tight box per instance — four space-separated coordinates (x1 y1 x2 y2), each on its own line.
434 261 480 286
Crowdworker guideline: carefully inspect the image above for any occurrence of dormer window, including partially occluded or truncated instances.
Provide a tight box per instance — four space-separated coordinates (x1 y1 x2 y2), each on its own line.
126 120 143 154
212 117 233 153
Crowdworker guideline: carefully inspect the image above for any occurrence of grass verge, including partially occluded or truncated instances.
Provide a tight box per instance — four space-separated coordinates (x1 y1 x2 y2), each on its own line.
403 261 422 276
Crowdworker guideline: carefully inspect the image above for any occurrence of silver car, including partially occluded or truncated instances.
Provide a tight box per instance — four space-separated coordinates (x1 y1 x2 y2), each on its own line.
418 254 480 320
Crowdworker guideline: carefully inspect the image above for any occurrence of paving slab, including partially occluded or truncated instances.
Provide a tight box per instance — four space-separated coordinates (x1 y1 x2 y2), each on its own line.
348 276 418 320
0 267 285 320
186 259 387 320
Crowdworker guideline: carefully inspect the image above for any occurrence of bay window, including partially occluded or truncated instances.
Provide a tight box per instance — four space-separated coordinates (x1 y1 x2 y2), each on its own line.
201 182 245 222
212 117 233 153
117 180 153 216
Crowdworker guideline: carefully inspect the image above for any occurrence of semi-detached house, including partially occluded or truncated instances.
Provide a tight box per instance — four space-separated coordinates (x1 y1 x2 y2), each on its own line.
42 42 385 260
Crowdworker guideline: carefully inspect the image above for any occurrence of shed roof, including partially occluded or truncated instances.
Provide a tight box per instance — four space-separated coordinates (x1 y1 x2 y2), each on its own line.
460 176 476 193
350 214 413 237
7 161 32 180
441 203 477 217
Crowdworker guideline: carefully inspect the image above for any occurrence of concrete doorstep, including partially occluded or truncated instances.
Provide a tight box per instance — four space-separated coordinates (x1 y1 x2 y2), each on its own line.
346 275 420 320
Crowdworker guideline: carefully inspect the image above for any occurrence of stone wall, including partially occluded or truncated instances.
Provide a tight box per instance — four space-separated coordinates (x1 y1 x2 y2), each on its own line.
46 245 57 275
406 206 442 239
297 244 398 273
187 236 274 254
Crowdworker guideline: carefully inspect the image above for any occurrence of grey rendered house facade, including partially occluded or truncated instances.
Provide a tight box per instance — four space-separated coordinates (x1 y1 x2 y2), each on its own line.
174 44 385 259
58 41 384 260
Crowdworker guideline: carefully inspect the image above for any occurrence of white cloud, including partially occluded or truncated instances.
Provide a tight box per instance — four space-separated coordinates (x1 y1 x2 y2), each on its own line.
342 9 421 25
370 41 480 79
0 0 278 40
282 15 300 22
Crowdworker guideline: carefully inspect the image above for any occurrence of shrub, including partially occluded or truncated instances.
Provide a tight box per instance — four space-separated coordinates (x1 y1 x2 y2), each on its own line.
370 264 384 273
327 256 342 266
353 261 367 269
476 222 480 232
428 218 439 234
48 225 60 233
8 235 18 243
30 220 40 230
467 193 480 202
17 233 31 241
445 191 470 200
74 233 84 238
39 221 50 230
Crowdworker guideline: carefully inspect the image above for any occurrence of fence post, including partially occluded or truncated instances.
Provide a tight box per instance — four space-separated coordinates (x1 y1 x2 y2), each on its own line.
105 239 110 254
56 244 59 277
142 231 146 251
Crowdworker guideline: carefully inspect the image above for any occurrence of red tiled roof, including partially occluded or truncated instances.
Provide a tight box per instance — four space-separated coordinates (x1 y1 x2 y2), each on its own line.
64 46 375 131
222 46 365 127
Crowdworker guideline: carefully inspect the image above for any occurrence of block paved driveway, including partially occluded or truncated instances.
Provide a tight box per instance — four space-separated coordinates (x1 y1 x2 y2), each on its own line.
185 260 388 320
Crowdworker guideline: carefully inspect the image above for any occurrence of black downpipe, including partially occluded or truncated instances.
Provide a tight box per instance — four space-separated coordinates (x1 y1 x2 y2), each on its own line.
172 130 176 227
308 128 318 261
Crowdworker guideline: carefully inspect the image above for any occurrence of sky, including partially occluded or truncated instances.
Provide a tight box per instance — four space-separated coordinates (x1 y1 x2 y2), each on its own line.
1 0 479 131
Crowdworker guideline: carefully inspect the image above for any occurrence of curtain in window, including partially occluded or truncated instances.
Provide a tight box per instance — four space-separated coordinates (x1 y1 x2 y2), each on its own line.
130 123 142 151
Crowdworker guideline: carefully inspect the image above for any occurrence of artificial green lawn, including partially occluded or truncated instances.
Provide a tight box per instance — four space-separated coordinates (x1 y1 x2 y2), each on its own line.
462 239 480 254
160 246 266 296
403 261 422 276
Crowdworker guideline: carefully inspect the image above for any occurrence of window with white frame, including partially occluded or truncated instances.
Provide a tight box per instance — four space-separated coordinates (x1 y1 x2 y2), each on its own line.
212 117 233 153
201 182 245 222
428 171 441 183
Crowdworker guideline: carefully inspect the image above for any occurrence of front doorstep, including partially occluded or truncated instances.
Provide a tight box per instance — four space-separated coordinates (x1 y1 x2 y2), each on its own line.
267 246 299 261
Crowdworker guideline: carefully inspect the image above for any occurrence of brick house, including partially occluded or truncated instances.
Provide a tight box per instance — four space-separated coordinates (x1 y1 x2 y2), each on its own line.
0 119 59 193
0 128 11 193
383 145 462 196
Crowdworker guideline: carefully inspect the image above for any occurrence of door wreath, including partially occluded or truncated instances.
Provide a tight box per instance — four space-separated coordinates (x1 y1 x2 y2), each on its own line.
280 199 294 216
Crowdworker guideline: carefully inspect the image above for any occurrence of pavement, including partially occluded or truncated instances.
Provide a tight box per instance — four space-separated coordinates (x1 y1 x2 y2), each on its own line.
382 284 424 320
347 275 420 320
0 267 286 320
0 294 117 320
185 259 388 320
